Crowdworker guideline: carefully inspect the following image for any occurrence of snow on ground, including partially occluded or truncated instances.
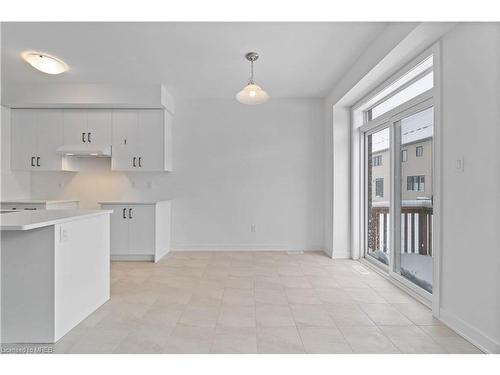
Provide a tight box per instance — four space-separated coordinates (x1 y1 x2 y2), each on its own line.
401 253 433 293
368 251 433 293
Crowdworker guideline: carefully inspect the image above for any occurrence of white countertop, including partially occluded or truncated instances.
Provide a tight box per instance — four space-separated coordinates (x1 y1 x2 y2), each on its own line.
99 200 170 205
0 209 112 231
1 199 79 204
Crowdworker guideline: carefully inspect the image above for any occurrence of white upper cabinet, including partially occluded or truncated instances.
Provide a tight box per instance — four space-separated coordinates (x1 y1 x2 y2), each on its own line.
63 109 112 147
37 110 66 170
111 111 137 171
10 108 172 173
87 111 112 146
63 110 87 146
11 109 37 171
11 109 79 171
111 109 172 171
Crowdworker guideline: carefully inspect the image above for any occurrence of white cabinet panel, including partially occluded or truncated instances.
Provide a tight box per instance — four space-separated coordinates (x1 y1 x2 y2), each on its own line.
63 110 87 146
11 109 37 170
137 110 165 171
99 201 171 262
106 205 129 256
128 205 155 255
111 109 170 172
37 110 64 171
112 111 138 171
87 111 112 146
11 109 76 171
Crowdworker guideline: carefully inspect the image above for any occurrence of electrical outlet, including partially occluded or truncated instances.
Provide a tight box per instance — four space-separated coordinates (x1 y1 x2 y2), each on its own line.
251 224 256 233
60 227 69 243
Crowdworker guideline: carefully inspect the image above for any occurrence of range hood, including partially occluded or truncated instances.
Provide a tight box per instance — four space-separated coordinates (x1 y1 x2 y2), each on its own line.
56 144 112 157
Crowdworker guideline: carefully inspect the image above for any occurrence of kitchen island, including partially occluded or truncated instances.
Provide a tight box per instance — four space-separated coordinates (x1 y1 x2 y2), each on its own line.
1 209 112 343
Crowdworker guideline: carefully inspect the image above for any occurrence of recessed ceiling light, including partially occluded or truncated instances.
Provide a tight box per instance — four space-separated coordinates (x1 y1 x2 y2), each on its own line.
21 51 69 75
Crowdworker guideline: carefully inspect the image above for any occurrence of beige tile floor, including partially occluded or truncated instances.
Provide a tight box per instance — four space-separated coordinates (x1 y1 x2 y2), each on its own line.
2 251 482 354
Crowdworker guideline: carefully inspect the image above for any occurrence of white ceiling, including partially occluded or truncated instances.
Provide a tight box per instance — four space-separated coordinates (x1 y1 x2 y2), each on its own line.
1 22 387 99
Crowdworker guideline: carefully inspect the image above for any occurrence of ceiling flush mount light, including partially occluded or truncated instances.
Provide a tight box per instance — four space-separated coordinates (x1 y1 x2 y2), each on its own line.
21 51 69 75
236 52 269 105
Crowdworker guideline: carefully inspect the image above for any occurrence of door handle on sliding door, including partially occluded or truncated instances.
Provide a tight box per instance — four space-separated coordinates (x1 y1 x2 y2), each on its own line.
31 156 35 167
128 208 133 219
87 132 91 143
36 157 40 167
82 132 86 143
133 157 137 167
122 208 127 219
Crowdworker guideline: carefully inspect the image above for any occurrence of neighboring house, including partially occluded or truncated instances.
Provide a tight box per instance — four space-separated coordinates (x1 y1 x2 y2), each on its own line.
370 137 433 203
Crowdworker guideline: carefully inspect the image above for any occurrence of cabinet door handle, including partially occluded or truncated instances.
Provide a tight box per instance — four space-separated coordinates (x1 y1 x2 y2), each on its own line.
36 156 40 167
82 132 86 143
128 208 133 219
122 208 127 219
133 157 137 167
31 156 35 167
138 157 142 167
88 132 91 143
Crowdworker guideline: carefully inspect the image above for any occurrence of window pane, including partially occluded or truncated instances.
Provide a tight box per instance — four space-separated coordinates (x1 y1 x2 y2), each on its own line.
366 127 390 266
370 72 433 120
416 146 423 157
361 56 433 114
398 107 434 293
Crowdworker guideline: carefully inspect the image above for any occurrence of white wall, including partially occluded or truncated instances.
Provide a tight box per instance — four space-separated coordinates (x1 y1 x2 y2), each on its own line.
438 23 500 353
323 23 419 257
29 98 325 251
0 106 31 200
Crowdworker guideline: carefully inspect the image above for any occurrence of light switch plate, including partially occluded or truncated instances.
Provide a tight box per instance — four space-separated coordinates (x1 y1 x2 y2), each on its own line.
455 156 464 173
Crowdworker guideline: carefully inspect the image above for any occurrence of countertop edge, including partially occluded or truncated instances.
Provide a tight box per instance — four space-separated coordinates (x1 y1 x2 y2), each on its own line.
98 200 171 205
1 200 80 204
0 210 113 231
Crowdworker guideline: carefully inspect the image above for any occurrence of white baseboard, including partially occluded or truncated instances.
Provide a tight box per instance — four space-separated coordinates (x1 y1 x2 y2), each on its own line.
332 250 351 259
439 308 500 354
171 244 324 252
111 255 154 262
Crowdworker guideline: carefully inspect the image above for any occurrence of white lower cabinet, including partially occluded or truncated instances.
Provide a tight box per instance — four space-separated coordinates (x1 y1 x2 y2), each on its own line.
99 201 171 262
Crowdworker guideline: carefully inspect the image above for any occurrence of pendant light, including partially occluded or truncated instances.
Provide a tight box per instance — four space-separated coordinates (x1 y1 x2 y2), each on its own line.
236 52 270 105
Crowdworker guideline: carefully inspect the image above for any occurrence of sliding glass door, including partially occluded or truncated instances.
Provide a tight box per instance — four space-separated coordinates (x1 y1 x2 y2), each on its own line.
364 104 434 297
394 106 434 293
365 126 391 267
